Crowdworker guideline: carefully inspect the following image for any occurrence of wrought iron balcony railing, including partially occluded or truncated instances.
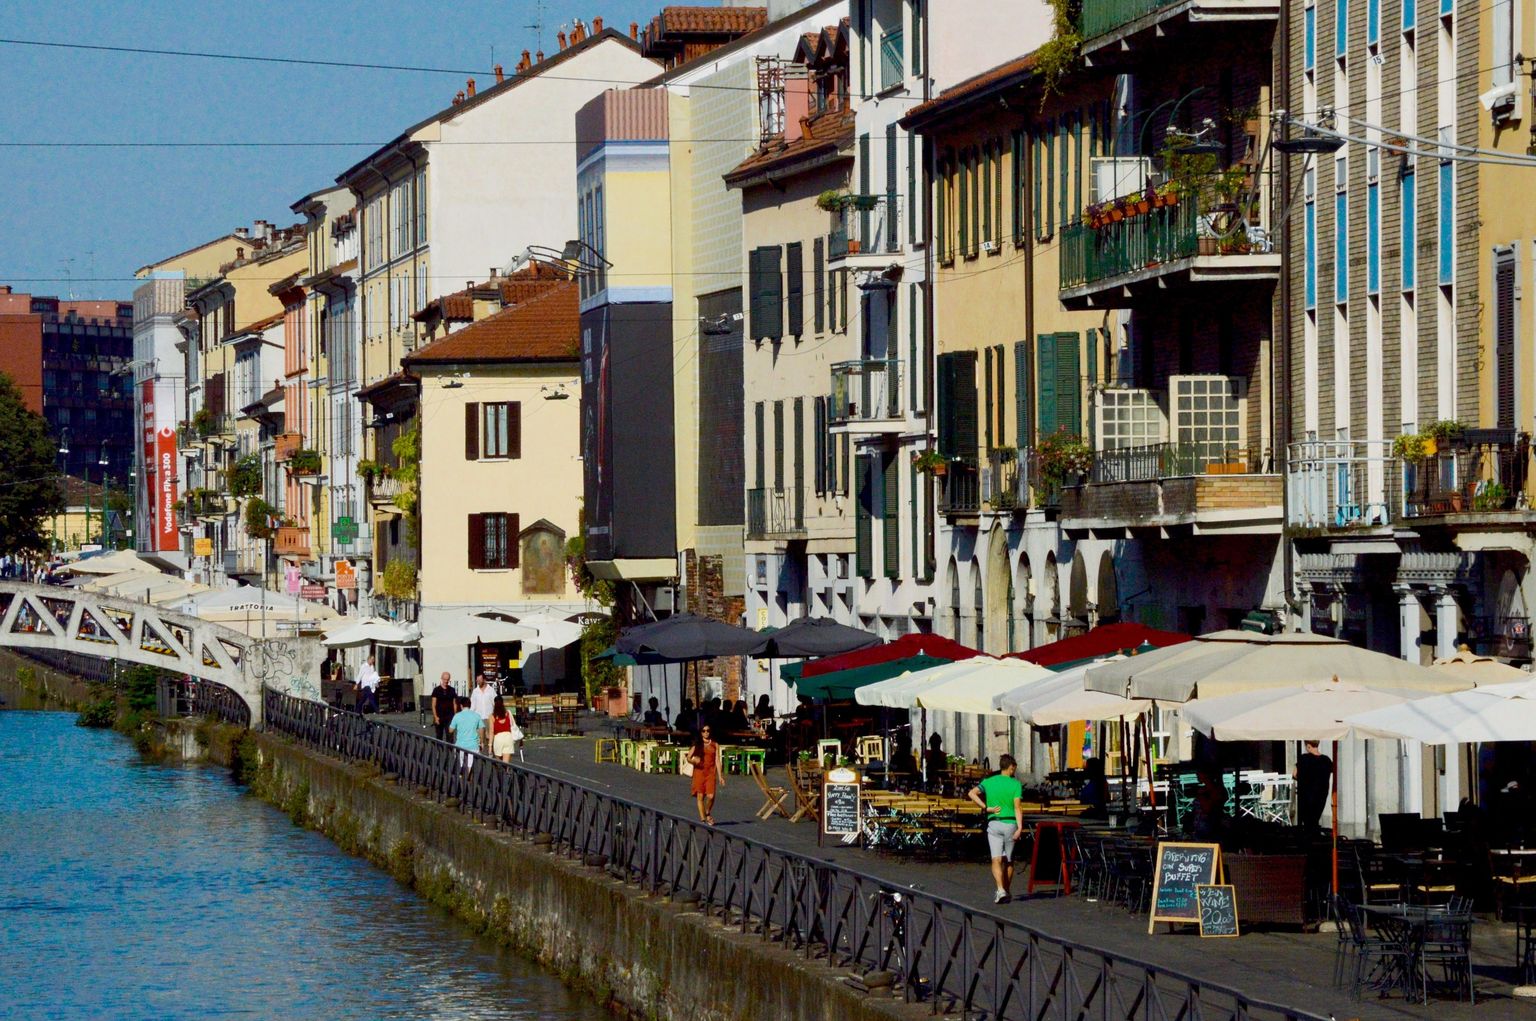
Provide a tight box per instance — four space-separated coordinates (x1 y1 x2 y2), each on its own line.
746 487 804 539
830 358 904 425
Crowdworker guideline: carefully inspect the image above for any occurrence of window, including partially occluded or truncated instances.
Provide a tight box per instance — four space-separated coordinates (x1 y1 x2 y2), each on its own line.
1438 159 1453 285
1011 130 1025 241
1305 166 1317 308
1337 0 1349 57
1367 150 1380 295
1495 247 1517 429
1305 4 1316 71
981 143 993 244
1403 0 1415 31
786 241 804 337
773 400 785 490
415 168 428 247
1335 157 1349 304
958 150 970 253
1494 0 1515 87
465 401 521 460
748 246 783 340
754 402 766 489
1368 0 1379 47
467 512 518 569
1400 167 1416 289
813 397 826 495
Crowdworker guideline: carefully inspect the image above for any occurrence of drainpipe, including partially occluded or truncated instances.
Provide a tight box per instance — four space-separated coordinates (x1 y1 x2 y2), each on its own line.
921 5 937 587
1277 10 1295 625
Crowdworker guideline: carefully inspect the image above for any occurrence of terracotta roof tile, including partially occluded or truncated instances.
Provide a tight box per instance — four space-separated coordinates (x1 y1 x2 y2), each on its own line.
656 6 767 36
725 106 855 183
404 281 579 365
902 52 1040 127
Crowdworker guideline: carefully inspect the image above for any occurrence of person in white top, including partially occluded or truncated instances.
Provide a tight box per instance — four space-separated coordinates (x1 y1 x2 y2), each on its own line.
356 656 381 714
469 675 496 721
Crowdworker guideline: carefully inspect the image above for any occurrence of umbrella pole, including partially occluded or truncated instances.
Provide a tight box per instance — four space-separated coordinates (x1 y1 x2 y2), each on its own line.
1331 738 1341 895
1144 707 1159 826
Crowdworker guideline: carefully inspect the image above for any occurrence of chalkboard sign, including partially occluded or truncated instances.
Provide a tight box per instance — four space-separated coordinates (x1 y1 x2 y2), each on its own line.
1196 884 1239 938
821 767 862 839
1147 842 1222 932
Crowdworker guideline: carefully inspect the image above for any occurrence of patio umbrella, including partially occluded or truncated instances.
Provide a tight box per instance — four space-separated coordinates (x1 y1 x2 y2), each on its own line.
1344 676 1536 744
796 632 982 678
616 613 767 660
787 654 954 700
1008 622 1191 669
1181 678 1426 743
1431 647 1530 686
994 658 1154 725
506 610 586 650
756 616 882 658
322 617 422 648
417 613 538 648
1085 629 1471 703
895 657 1052 715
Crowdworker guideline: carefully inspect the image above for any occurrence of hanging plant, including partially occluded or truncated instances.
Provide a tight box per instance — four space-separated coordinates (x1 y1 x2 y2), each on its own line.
230 454 263 497
1035 432 1094 483
243 497 279 540
288 448 322 475
912 450 948 475
1390 433 1427 462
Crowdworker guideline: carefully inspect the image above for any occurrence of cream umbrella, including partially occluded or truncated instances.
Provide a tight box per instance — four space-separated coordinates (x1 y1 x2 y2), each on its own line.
417 612 538 648
1432 647 1529 686
909 657 1054 714
510 610 586 650
995 658 1154 725
854 656 1009 709
1345 676 1536 744
1181 677 1427 742
322 617 422 648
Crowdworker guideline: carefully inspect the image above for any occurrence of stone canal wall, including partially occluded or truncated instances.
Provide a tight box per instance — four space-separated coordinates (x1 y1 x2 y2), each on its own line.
225 729 915 1021
0 647 96 710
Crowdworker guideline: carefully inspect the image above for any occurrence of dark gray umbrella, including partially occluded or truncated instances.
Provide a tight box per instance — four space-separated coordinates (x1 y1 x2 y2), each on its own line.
617 613 768 660
756 616 882 659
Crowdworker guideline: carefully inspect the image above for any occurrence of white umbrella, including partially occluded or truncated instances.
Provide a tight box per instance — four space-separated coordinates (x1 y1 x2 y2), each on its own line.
62 549 158 576
417 613 537 649
908 657 1053 714
1181 677 1427 742
1432 648 1529 686
511 610 586 650
1345 677 1536 744
323 617 422 648
994 658 1154 725
855 656 1009 709
1085 629 1470 702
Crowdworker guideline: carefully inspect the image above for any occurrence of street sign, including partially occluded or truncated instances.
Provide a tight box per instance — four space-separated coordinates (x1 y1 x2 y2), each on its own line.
335 559 356 590
300 583 326 600
331 516 359 543
193 538 213 557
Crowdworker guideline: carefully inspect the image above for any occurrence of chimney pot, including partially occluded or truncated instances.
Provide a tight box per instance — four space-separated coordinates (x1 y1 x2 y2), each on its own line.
630 21 638 39
572 19 585 42
234 226 249 239
535 50 544 62
466 77 476 97
236 247 245 260
593 16 603 32
494 63 504 82
454 90 465 104
557 30 567 49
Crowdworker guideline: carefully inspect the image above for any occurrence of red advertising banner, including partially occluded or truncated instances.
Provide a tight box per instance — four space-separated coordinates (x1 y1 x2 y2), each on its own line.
155 425 178 551
141 381 158 544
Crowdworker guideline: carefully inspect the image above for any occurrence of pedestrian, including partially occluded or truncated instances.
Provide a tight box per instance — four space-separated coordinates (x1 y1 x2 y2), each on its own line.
1294 739 1334 834
469 672 496 723
430 671 457 742
642 696 666 728
688 723 722 825
329 658 349 709
448 695 484 774
489 695 523 762
967 753 1024 904
355 655 381 714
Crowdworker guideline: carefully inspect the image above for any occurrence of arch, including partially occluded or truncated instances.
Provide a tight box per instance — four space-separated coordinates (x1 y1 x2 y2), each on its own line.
1096 551 1120 625
1041 551 1059 642
983 530 1012 653
947 557 962 640
1015 551 1035 651
969 560 985 653
1068 549 1089 631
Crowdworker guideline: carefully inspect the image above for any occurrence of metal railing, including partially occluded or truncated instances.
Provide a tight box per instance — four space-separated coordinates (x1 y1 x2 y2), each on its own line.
831 358 903 424
987 448 1024 511
829 194 904 259
746 487 804 539
1286 440 1405 529
261 689 1327 1021
159 677 252 728
1078 0 1277 39
939 458 981 514
1061 199 1206 290
1088 442 1259 483
366 475 406 504
879 29 905 91
1402 430 1529 516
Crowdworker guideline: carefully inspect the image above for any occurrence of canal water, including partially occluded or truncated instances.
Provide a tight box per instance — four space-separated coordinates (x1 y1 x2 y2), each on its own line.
0 712 611 1020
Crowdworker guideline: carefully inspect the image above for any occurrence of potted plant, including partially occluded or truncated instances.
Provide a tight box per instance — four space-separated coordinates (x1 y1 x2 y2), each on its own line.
1035 432 1095 485
912 449 948 476
816 189 850 212
1391 433 1428 462
356 458 391 483
1134 189 1152 215
289 448 322 476
1474 482 1511 512
230 454 263 498
1424 419 1465 454
192 406 217 438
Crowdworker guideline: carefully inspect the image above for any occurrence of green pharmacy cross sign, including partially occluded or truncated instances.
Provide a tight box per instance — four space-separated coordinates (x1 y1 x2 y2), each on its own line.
331 516 359 544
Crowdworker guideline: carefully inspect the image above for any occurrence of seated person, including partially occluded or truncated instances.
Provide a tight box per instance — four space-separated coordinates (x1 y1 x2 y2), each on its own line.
888 737 919 778
1079 755 1108 819
642 696 666 729
753 694 774 721
727 699 752 733
923 732 947 781
673 698 698 735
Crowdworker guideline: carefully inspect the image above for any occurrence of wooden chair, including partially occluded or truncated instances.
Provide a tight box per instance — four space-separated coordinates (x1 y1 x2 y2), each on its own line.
816 739 842 768
855 735 886 765
750 762 791 820
786 764 821 823
593 737 618 764
1492 851 1536 919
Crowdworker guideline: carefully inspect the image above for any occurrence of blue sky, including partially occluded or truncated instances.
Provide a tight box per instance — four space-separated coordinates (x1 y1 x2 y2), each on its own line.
0 0 663 299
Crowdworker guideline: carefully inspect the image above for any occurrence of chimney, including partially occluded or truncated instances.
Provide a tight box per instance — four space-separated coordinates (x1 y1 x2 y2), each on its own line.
535 50 544 62
557 30 567 50
630 21 638 39
572 19 586 43
0 285 10 295
493 63 504 83
234 226 249 239
235 247 245 261
453 90 465 104
593 16 603 32
466 77 476 97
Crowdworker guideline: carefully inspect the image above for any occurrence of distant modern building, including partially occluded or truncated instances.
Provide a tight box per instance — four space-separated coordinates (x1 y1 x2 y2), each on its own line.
0 287 135 485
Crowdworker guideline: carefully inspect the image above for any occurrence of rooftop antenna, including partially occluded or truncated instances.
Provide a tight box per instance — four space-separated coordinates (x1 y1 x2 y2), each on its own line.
60 257 75 300
524 0 548 53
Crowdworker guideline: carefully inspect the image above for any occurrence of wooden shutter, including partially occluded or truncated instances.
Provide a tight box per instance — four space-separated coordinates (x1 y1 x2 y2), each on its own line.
937 155 949 260
937 351 980 461
1014 340 1032 449
859 133 871 242
1497 251 1516 430
1037 335 1059 436
885 123 898 252
792 397 804 527
468 513 485 569
882 450 899 579
507 513 520 568
813 238 825 333
773 400 785 490
507 401 522 458
1055 332 1082 437
855 455 873 578
464 402 480 460
754 402 766 489
984 347 995 450
813 397 825 494
786 241 804 337
749 246 783 340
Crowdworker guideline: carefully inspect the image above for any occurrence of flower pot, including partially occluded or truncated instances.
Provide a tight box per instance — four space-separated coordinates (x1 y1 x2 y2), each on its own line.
931 463 948 477
1198 237 1220 256
1109 208 1124 222
847 239 862 254
1165 191 1180 207
1136 200 1151 214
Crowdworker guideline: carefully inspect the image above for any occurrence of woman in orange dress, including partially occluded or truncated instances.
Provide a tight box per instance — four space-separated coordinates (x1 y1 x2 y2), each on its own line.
689 724 722 825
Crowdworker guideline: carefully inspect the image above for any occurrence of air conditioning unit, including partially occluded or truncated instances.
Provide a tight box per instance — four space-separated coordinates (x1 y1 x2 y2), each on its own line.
653 586 676 613
981 240 999 254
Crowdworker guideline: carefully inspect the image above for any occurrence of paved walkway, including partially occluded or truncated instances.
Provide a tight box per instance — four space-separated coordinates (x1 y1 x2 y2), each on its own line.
378 712 1533 1020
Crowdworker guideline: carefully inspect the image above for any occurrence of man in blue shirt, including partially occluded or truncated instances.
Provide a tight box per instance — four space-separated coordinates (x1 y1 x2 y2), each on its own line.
448 695 484 774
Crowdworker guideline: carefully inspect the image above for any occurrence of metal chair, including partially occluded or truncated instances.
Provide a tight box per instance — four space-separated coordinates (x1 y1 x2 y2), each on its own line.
1418 911 1474 1004
1340 900 1411 1000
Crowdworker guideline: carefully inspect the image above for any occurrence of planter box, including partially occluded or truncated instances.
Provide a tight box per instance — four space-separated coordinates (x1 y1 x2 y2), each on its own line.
274 432 303 461
273 526 311 557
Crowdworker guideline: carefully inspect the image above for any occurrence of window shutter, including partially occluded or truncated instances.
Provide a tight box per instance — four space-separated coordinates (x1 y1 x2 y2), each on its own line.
754 402 766 489
984 347 995 450
1014 340 1032 449
786 241 804 337
1055 332 1082 437
507 401 522 458
792 397 805 528
464 402 480 460
937 351 979 461
1497 251 1516 430
882 450 899 579
855 455 873 578
749 246 783 340
859 133 871 241
813 397 825 495
813 238 825 333
773 400 785 490
885 123 898 252
468 513 485 569
507 514 521 568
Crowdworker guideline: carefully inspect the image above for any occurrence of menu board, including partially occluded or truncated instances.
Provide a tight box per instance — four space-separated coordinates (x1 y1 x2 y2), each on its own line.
1147 842 1222 932
1196 884 1240 938
821 767 862 839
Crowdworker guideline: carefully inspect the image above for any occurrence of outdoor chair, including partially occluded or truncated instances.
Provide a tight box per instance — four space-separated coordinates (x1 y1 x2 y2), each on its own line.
1418 912 1474 1003
1327 894 1354 987
786 764 821 824
816 739 842 768
1515 906 1536 986
593 737 618 764
1412 859 1458 906
1492 851 1536 920
750 762 790 820
1354 847 1405 905
855 735 886 765
1340 899 1411 1000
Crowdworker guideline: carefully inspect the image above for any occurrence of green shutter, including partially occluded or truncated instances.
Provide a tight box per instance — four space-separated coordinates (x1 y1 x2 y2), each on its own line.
958 153 969 254
773 400 784 489
1014 340 1031 449
983 347 995 450
792 398 804 527
1011 130 1023 242
749 246 783 340
1032 131 1042 238
908 283 919 412
938 350 979 462
754 402 766 488
859 133 871 241
1086 329 1101 445
882 451 900 579
813 238 825 333
786 241 803 337
855 455 873 578
1037 334 1059 437
910 460 921 582
1073 112 1083 223
886 124 898 252
908 130 917 242
1045 121 1055 236
937 156 948 260
1055 332 1082 437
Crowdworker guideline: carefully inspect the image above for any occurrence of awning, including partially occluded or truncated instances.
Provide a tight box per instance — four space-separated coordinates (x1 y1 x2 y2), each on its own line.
1007 622 1190 670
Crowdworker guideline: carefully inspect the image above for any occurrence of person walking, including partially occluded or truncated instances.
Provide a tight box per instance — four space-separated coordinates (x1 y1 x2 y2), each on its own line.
430 672 457 742
356 655 380 714
489 695 523 763
688 723 723 825
1294 739 1334 834
469 673 496 724
448 695 484 775
968 753 1025 904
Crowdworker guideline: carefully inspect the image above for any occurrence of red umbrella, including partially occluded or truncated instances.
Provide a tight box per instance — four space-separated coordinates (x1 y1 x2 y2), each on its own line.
798 633 982 678
1007 622 1190 669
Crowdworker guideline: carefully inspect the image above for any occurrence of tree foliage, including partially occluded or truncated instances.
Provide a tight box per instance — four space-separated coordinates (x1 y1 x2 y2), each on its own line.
0 374 65 555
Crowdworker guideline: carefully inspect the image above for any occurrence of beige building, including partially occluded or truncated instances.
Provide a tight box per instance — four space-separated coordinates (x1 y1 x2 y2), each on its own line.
402 273 585 693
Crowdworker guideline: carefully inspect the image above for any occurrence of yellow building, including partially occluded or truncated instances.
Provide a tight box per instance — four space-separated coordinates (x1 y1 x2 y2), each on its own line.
46 475 122 552
401 272 585 694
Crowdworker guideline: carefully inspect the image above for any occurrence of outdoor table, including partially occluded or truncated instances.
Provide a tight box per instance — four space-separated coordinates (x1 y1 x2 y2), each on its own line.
1360 903 1442 1000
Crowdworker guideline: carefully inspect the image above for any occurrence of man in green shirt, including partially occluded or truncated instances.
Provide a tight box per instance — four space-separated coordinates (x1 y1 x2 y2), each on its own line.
968 754 1025 904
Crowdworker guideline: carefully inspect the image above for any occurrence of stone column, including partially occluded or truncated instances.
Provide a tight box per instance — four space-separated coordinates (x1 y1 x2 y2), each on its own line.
1432 587 1463 811
1397 586 1425 815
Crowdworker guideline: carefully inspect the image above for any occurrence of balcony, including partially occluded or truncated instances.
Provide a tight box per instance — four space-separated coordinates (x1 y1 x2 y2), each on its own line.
746 487 805 540
1077 0 1280 61
1403 430 1531 521
366 474 406 508
939 459 981 516
1059 197 1278 309
1061 442 1281 537
274 525 311 558
830 358 905 433
828 195 904 265
879 29 905 92
274 432 303 461
1286 440 1404 531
